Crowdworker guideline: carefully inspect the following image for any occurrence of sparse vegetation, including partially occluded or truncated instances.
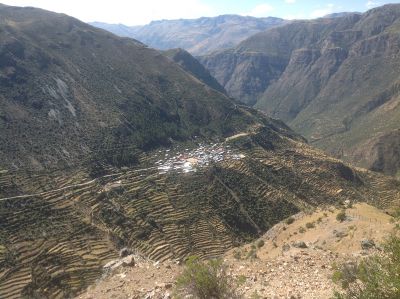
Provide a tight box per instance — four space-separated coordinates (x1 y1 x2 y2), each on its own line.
250 290 262 299
174 256 242 299
306 222 315 229
256 239 265 248
332 235 400 299
237 275 247 286
233 250 242 260
286 217 295 225
299 226 306 233
336 210 347 222
246 244 258 260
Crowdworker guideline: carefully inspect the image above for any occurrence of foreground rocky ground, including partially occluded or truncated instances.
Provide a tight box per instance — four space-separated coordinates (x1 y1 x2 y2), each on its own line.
77 203 395 299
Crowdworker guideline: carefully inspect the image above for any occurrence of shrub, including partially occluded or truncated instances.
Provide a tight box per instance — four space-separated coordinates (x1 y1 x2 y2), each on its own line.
236 275 247 286
332 235 400 299
233 250 241 260
246 245 258 260
285 217 295 225
306 222 315 229
299 226 306 233
256 239 265 248
250 290 262 299
336 210 347 222
174 256 242 299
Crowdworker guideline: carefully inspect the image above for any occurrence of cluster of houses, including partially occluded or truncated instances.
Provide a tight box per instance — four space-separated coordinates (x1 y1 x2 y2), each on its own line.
156 143 245 174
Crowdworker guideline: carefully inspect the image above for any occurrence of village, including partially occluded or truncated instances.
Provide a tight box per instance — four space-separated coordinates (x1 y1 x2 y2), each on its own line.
155 143 246 174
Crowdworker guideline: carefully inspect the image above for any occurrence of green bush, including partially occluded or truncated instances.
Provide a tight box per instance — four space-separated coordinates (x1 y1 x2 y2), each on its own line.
336 210 347 222
332 235 400 299
233 250 242 260
285 217 295 225
306 222 315 229
256 239 265 248
246 245 258 260
174 256 242 299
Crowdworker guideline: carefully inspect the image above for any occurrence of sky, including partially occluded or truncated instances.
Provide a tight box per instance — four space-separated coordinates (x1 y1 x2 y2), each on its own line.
2 0 400 25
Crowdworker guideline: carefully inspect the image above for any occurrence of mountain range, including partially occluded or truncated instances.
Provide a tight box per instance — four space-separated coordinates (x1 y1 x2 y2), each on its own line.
200 4 400 176
91 15 285 56
1 4 400 299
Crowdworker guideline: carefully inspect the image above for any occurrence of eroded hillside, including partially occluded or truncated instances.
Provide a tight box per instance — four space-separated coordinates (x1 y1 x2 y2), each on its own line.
0 4 400 299
200 4 400 176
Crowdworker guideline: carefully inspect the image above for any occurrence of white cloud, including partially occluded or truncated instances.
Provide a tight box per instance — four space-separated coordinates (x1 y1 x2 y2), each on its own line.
284 0 296 4
0 0 216 25
246 3 274 17
366 1 380 9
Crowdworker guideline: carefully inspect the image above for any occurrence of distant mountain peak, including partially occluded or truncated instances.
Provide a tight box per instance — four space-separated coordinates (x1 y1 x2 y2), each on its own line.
323 12 361 18
91 15 286 55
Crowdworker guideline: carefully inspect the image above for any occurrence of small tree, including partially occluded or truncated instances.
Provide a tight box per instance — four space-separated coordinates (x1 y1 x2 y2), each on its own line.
332 235 400 299
336 210 347 222
174 256 242 299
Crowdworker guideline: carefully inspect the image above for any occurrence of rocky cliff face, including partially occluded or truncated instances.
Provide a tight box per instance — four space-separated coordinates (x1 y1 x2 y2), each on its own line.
200 5 400 175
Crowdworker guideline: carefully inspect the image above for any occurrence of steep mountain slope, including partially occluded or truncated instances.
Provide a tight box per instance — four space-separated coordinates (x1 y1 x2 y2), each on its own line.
0 4 264 172
163 48 226 94
91 15 285 55
200 4 400 175
1 4 400 299
324 12 361 18
199 14 361 106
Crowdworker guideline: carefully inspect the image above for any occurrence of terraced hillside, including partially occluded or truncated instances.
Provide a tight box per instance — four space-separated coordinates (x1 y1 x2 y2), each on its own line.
1 4 400 299
1 125 400 298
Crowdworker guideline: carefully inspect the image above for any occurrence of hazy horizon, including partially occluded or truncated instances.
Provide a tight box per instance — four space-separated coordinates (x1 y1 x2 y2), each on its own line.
2 0 400 26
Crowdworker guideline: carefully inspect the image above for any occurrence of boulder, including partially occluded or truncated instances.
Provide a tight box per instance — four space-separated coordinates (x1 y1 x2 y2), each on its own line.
361 239 375 250
119 247 131 258
122 255 135 267
292 241 308 249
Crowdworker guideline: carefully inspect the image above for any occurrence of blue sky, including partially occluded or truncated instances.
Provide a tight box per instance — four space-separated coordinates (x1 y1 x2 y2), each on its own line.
205 0 400 19
2 0 400 25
